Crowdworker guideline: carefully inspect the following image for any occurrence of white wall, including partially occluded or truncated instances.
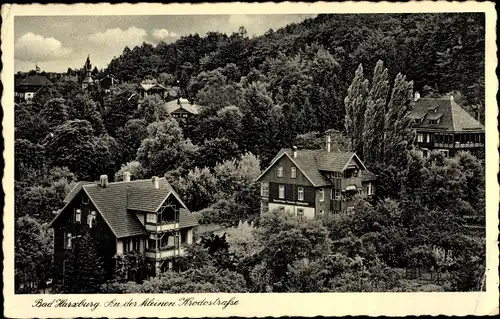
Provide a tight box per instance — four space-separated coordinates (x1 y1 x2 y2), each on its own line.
268 203 315 220
116 240 123 255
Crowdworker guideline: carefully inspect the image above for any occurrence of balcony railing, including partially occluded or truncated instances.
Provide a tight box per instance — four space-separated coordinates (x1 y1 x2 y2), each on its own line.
145 222 180 232
144 246 186 259
341 177 362 191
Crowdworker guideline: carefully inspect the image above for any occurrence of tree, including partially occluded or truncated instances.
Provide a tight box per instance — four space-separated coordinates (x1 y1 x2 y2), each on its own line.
138 95 170 123
198 138 240 168
294 129 351 151
57 231 106 293
136 118 199 176
31 84 62 112
44 120 115 180
39 98 70 128
362 60 390 165
115 119 149 165
344 64 369 156
102 83 140 136
383 73 415 166
67 94 105 133
114 161 148 181
15 216 53 293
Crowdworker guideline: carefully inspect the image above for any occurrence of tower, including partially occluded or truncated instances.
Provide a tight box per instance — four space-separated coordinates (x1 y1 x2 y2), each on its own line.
82 54 94 89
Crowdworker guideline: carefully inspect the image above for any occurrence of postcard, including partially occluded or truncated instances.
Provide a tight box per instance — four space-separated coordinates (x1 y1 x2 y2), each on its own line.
2 2 499 318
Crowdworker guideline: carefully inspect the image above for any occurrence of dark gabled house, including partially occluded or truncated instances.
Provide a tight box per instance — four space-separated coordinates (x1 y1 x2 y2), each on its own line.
410 94 485 158
137 82 168 99
256 136 376 219
165 97 200 119
99 74 119 92
14 74 51 103
49 174 198 281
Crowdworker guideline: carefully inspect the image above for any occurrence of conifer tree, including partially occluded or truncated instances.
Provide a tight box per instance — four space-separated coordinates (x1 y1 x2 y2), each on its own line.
344 64 369 157
60 231 105 293
362 60 390 165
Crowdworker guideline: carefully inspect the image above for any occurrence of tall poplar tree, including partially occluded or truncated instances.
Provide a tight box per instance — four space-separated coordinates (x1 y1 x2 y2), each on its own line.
383 73 415 166
344 64 369 156
363 60 390 165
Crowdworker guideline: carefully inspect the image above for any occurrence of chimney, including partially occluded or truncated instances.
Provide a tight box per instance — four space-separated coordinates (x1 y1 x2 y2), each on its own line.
123 171 131 182
326 135 331 153
450 95 454 102
292 146 298 158
152 176 160 189
100 175 108 188
414 91 421 102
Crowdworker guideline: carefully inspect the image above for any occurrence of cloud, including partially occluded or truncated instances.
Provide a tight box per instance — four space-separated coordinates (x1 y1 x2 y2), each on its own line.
151 28 178 41
15 32 72 62
88 26 148 49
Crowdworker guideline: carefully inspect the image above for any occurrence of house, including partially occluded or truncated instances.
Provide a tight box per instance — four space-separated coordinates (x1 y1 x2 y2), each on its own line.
165 98 200 119
410 94 485 158
137 82 168 99
99 74 119 92
81 55 94 89
49 174 198 281
256 136 376 219
14 74 51 103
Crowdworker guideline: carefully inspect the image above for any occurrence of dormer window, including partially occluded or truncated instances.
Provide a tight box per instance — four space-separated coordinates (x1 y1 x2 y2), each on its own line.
82 196 89 205
415 118 422 124
87 211 97 228
276 166 283 178
429 119 440 124
74 209 81 223
290 167 296 178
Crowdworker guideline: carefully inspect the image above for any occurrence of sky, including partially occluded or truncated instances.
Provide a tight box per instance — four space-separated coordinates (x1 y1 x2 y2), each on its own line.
14 14 315 73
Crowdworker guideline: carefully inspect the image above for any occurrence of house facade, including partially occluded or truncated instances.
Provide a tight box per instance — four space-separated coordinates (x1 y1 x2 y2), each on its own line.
14 74 51 103
410 94 485 158
49 175 198 282
166 98 200 120
257 136 376 219
137 82 168 99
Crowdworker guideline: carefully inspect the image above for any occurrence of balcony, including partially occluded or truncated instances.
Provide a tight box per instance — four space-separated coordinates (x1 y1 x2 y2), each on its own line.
341 177 362 191
145 246 186 260
145 222 180 233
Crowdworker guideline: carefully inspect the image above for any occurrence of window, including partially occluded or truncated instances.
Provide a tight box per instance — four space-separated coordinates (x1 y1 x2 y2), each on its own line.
333 189 341 200
367 183 373 196
261 182 269 197
132 238 141 252
146 213 157 224
64 232 72 249
82 196 89 205
319 189 324 202
425 134 431 143
279 185 285 199
74 209 81 223
415 118 422 124
417 133 424 143
290 167 297 178
87 211 97 228
276 166 283 178
123 239 130 253
297 187 304 201
429 119 440 124
297 208 304 221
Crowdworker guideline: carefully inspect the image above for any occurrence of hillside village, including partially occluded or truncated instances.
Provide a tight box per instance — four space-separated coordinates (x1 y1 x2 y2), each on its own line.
15 13 486 294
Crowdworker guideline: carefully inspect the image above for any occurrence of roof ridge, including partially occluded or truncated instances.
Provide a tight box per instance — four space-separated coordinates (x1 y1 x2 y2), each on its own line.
448 99 456 131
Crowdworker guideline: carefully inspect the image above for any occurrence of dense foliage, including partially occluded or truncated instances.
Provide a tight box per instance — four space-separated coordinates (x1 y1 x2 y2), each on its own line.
14 13 485 293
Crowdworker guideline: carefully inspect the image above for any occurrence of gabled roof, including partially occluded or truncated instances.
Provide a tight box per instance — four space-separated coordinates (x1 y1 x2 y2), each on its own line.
166 98 200 115
257 148 372 187
140 83 167 91
411 97 484 132
17 75 51 87
52 177 197 238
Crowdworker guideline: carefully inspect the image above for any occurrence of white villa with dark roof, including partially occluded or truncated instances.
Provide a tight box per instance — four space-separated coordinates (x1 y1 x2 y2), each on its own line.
257 136 376 218
410 94 485 158
49 174 198 280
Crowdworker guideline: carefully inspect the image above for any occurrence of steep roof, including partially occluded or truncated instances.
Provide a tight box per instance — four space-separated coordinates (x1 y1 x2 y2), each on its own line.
258 148 373 187
53 177 197 238
411 97 484 132
17 75 51 87
166 98 200 115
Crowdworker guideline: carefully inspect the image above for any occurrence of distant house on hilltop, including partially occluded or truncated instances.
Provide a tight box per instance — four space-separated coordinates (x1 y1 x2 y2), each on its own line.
99 74 120 93
15 73 51 103
137 81 168 99
257 136 376 219
165 97 200 119
410 94 485 158
49 174 198 281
